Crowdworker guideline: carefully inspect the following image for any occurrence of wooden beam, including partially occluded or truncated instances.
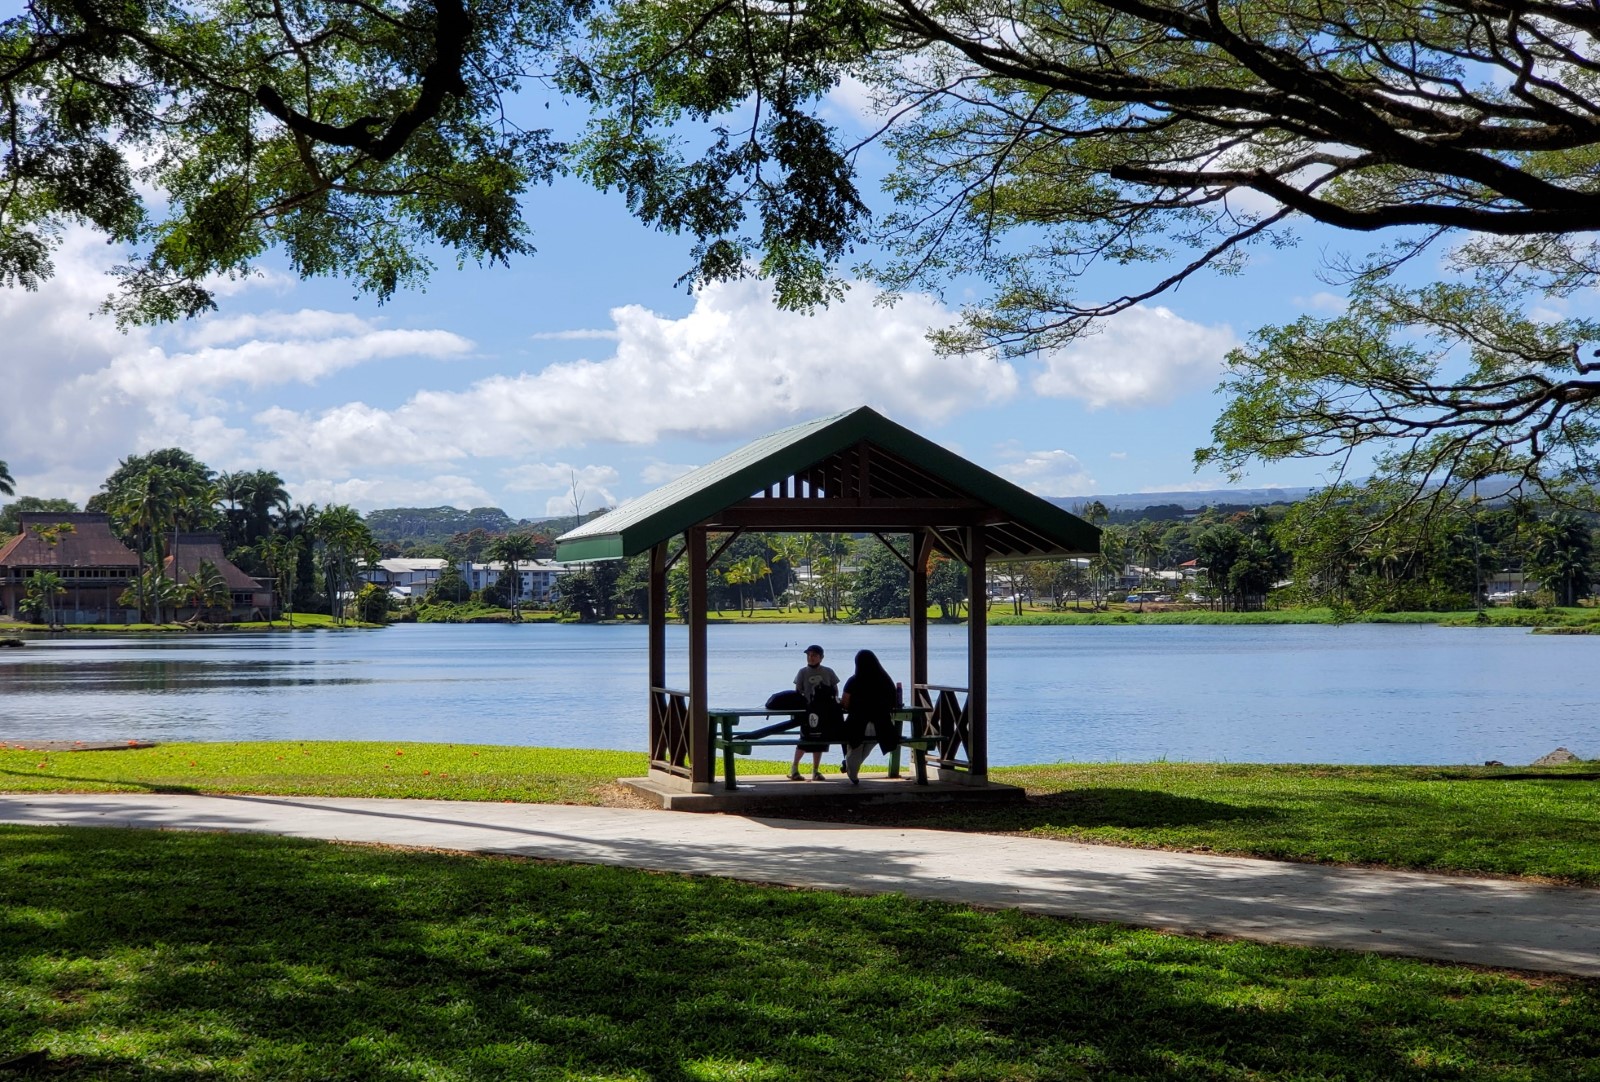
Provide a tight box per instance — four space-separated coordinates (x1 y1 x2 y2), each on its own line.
967 523 988 780
725 497 987 512
648 542 667 692
871 532 915 572
911 529 930 703
710 505 996 530
688 527 710 787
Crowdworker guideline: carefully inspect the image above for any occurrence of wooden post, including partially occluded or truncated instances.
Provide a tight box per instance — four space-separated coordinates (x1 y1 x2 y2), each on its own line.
648 542 668 763
688 526 711 789
910 529 930 701
966 523 988 781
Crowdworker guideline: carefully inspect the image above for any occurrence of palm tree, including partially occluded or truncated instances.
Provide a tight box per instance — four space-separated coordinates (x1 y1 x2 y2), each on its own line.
215 470 245 546
724 555 770 616
486 533 538 621
0 459 14 497
239 470 290 545
1532 511 1594 607
261 534 302 627
109 465 182 622
181 559 232 623
24 571 64 625
1132 521 1164 598
769 534 812 611
313 505 377 625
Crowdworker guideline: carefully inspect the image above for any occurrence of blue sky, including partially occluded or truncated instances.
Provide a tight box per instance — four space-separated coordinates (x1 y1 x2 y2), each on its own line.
3 57 1380 520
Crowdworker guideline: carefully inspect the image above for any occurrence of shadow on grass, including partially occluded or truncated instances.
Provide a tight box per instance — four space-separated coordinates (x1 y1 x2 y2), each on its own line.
1443 773 1600 782
1 826 1593 1080
786 787 1281 833
0 769 203 795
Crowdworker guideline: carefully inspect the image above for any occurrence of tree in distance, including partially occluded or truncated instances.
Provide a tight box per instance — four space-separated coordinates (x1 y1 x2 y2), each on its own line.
569 0 1600 511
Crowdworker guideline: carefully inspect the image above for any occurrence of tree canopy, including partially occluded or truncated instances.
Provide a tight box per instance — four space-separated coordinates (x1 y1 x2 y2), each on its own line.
568 0 1600 506
1 0 579 322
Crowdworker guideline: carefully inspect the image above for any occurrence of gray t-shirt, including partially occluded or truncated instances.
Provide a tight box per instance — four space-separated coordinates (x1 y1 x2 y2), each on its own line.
794 663 840 702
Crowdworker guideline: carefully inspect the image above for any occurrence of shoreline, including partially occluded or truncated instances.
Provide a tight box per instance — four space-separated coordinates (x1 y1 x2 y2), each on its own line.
7 604 1599 635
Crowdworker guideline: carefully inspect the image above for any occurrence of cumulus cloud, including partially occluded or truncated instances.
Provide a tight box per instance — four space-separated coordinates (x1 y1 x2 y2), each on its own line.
104 321 471 399
640 461 698 485
501 462 620 494
1031 305 1239 409
252 277 1019 475
502 462 621 514
290 474 495 511
993 447 1096 497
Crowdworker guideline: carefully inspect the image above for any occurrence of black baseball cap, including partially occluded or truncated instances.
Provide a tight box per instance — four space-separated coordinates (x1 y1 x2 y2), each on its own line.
804 644 824 656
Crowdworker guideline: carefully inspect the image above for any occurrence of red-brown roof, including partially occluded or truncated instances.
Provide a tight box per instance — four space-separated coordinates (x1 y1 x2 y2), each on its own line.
162 534 266 591
0 513 140 569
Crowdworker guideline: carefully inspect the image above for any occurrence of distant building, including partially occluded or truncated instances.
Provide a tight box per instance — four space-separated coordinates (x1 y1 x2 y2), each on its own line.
364 558 450 599
1485 569 1534 604
163 534 274 620
0 512 140 623
461 559 573 605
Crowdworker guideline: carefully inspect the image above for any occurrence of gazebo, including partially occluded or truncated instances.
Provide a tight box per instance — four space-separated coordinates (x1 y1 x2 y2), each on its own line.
554 406 1100 795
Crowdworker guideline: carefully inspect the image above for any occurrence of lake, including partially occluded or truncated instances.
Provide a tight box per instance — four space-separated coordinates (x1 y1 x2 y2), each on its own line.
1 622 1594 766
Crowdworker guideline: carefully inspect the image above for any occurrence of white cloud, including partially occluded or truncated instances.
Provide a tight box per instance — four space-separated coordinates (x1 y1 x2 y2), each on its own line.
252 278 1019 475
640 461 698 485
1292 291 1347 314
500 463 621 517
528 328 620 341
994 447 1096 497
822 75 886 128
1108 451 1128 461
290 474 495 511
104 321 471 399
1031 305 1239 409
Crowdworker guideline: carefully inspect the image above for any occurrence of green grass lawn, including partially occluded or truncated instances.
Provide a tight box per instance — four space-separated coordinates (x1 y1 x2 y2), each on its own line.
4 612 380 633
4 744 1599 884
0 743 648 806
1 825 1593 1081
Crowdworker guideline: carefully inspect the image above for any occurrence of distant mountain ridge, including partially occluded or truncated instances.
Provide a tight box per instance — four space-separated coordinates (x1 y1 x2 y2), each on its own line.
1048 486 1317 514
365 488 1317 546
364 506 529 546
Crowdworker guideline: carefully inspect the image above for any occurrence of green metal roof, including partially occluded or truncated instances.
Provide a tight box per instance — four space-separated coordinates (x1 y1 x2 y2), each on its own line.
554 406 1100 562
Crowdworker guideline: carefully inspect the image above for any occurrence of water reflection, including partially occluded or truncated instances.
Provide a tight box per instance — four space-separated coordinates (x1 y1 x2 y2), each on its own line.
1 623 1595 765
2 659 376 693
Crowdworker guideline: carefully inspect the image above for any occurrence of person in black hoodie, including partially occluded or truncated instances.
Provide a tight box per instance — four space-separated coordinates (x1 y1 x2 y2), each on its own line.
839 649 900 784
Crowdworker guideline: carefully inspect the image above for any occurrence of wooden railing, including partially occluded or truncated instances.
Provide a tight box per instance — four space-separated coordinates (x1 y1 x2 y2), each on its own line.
912 683 972 774
649 686 692 778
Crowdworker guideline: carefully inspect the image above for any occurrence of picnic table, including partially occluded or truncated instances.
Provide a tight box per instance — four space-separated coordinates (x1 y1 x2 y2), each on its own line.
710 706 939 791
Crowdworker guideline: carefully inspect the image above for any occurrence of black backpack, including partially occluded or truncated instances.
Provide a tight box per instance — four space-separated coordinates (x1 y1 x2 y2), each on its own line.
803 684 843 741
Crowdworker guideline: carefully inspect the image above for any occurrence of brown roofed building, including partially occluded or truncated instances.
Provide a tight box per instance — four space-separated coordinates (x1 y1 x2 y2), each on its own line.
0 513 140 623
162 534 274 620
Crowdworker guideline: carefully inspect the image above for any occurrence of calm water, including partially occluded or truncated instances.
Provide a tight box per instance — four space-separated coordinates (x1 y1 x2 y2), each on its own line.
1 623 1594 765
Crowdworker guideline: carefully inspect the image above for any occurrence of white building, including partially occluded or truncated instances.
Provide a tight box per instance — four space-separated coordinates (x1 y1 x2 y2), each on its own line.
363 558 449 600
462 559 574 604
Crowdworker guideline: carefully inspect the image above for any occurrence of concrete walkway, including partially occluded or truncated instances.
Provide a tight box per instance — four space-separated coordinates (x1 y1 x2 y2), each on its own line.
2 792 1596 977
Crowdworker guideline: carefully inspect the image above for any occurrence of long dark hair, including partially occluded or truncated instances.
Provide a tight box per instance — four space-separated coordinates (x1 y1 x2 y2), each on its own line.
853 649 894 693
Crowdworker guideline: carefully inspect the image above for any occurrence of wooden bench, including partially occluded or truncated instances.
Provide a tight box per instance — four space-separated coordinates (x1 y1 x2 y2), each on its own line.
710 707 939 791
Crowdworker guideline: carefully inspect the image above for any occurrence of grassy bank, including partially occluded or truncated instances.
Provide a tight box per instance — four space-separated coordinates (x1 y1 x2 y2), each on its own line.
2 612 381 633
13 605 1599 632
4 743 1598 884
4 826 1591 1080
